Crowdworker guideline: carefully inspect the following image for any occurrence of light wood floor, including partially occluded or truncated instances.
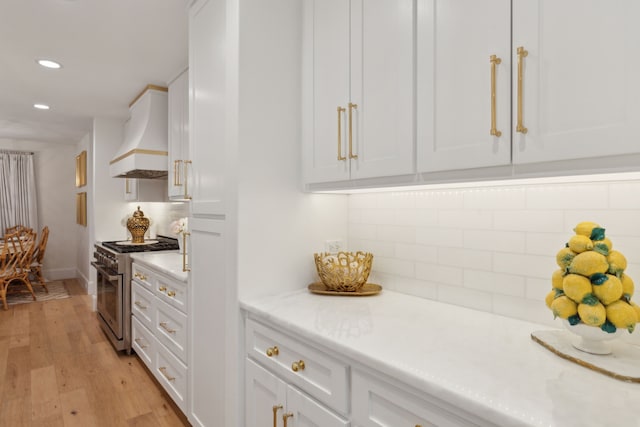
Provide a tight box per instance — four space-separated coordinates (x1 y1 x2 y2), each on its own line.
0 278 190 427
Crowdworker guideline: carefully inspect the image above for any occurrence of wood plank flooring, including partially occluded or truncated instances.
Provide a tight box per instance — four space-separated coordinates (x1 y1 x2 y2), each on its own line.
0 279 191 427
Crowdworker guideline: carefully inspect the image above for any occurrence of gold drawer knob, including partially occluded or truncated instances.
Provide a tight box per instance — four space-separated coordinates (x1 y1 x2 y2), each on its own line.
167 290 176 297
291 360 305 372
134 272 147 280
158 286 167 292
266 346 279 357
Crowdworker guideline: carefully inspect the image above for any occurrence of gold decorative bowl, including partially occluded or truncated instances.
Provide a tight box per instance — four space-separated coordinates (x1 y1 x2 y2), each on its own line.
314 251 373 292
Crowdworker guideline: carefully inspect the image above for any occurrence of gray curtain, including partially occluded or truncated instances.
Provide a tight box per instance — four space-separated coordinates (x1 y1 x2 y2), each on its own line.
0 151 38 236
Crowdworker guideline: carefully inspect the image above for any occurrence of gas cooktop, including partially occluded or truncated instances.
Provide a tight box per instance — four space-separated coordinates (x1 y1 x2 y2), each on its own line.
100 235 179 253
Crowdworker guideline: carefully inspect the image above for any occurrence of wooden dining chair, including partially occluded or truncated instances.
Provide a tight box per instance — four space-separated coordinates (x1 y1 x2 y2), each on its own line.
30 226 49 292
0 231 37 310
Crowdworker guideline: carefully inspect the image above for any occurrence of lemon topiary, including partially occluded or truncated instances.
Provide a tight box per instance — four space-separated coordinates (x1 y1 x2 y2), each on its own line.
546 222 638 335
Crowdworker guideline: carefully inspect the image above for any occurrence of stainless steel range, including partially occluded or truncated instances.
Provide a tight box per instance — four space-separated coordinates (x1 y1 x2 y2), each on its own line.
92 235 179 353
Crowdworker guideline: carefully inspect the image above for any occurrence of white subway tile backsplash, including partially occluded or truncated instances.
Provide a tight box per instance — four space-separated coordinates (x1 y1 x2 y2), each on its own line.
438 210 493 229
526 183 609 210
463 270 525 297
493 210 564 232
463 229 526 253
438 247 492 271
416 227 463 248
464 187 526 210
346 178 640 326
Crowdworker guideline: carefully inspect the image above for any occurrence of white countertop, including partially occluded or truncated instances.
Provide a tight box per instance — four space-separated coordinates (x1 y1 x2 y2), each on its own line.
240 289 640 427
130 252 188 282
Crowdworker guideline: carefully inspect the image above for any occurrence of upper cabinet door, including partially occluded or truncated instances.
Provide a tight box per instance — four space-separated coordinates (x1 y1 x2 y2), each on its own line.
349 0 415 180
513 0 640 164
302 0 351 184
189 0 226 216
168 69 190 201
417 0 511 173
302 0 415 185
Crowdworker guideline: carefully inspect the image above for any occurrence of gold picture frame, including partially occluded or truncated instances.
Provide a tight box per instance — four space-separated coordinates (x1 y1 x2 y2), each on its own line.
76 192 87 226
75 150 87 187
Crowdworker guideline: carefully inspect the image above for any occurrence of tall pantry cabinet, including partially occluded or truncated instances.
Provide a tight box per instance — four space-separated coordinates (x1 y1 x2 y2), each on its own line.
188 0 231 426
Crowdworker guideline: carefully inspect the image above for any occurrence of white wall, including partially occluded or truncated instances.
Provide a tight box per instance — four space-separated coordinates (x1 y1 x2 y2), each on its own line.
347 176 640 344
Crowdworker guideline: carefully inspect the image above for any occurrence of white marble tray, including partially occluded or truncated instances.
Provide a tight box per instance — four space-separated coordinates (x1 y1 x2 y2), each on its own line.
531 329 640 383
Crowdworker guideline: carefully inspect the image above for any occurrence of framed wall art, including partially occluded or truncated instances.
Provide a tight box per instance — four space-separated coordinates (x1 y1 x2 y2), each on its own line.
76 150 87 187
76 192 87 226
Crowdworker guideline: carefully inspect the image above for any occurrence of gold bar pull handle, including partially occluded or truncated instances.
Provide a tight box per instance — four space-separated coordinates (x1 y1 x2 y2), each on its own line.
337 107 346 161
183 160 192 200
489 55 502 137
174 160 183 186
159 367 176 382
283 413 294 427
272 405 283 427
516 46 528 134
348 102 358 159
182 232 191 272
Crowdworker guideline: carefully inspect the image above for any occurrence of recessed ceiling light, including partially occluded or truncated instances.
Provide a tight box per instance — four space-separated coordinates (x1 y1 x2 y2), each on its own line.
36 59 62 69
34 104 50 110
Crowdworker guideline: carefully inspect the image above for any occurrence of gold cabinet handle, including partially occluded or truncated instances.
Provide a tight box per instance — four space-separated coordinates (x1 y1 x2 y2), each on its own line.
159 367 176 381
266 346 279 357
134 272 147 281
134 338 147 349
291 360 305 372
337 106 346 161
174 160 183 186
159 321 177 334
166 290 176 297
489 55 502 137
283 412 294 427
183 160 192 200
134 301 147 310
272 405 283 427
125 178 132 194
182 232 191 272
348 102 358 159
516 46 528 134
158 286 167 292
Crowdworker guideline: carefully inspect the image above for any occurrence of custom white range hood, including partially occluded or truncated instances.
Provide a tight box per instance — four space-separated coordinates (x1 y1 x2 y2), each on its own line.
110 85 169 179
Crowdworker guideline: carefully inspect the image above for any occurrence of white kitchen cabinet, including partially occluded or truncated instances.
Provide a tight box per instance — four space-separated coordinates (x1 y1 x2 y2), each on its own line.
131 261 189 412
188 0 226 216
512 0 640 165
187 217 226 427
302 0 415 185
418 0 640 173
168 68 191 201
417 0 511 172
246 358 350 427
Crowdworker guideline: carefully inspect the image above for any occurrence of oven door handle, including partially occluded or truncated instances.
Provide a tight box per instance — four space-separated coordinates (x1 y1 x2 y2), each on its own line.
91 262 120 281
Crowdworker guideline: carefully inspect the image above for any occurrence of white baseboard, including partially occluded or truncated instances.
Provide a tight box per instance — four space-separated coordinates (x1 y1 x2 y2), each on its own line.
43 267 77 281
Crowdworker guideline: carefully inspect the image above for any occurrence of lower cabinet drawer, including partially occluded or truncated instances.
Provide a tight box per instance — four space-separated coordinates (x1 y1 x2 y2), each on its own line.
155 297 188 363
132 281 155 331
246 318 349 415
131 316 154 368
352 369 488 427
154 340 188 412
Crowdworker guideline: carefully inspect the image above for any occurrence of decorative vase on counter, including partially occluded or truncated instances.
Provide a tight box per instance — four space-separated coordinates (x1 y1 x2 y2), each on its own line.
126 206 150 244
547 221 640 354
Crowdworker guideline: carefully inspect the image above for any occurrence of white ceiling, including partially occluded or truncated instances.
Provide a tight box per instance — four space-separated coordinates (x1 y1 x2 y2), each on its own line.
0 0 188 146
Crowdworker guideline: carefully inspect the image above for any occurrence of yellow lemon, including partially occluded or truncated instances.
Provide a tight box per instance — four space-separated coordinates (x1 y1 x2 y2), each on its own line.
568 251 609 277
578 302 606 327
592 274 623 306
621 274 635 299
593 237 612 255
545 290 557 309
556 247 577 269
551 269 565 291
551 296 578 319
562 274 593 303
605 300 637 333
607 250 627 276
630 301 640 323
568 235 594 253
573 221 601 238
